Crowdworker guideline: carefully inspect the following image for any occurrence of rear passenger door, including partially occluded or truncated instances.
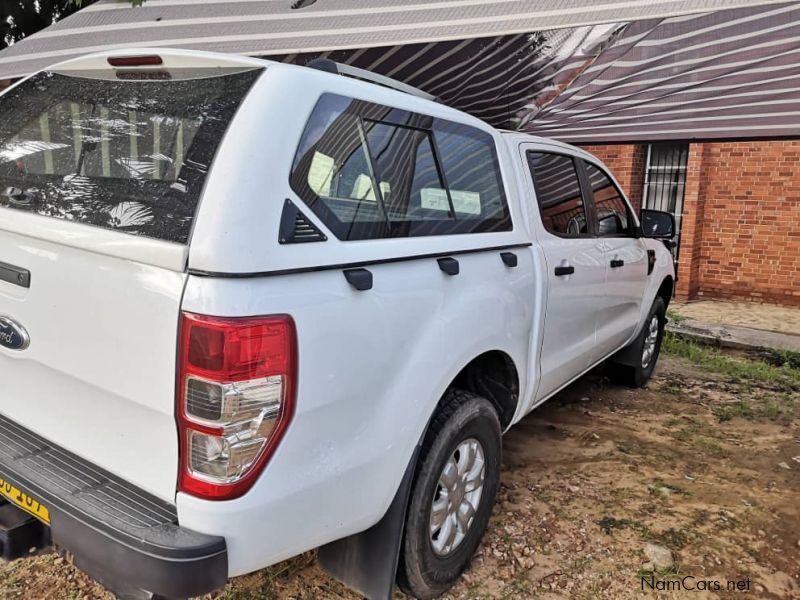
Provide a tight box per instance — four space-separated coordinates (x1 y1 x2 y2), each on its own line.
582 160 649 360
524 149 606 402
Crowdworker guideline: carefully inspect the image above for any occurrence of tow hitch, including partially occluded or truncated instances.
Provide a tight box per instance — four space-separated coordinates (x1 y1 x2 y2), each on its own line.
0 500 51 561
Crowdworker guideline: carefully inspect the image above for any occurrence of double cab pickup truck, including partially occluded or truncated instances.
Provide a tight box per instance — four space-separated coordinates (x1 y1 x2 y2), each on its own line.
0 49 675 599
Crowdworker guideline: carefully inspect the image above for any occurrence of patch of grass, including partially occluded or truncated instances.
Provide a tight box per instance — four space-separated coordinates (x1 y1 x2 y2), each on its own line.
665 416 704 442
597 516 637 534
666 309 688 324
714 401 754 422
663 333 800 391
637 563 689 580
693 436 731 457
504 573 535 597
654 527 690 550
754 348 800 370
712 395 796 423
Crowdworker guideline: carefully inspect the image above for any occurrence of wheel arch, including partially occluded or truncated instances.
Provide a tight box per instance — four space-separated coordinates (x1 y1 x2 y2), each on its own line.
318 348 521 597
657 275 674 310
445 349 520 430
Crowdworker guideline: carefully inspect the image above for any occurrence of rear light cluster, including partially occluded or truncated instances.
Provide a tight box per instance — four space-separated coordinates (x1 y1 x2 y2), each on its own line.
177 313 297 500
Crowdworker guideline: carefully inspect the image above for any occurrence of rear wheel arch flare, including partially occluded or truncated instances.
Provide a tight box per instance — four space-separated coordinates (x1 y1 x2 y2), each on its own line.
446 350 519 429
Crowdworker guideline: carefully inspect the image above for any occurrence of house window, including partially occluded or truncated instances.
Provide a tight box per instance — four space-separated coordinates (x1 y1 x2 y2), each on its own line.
643 142 688 257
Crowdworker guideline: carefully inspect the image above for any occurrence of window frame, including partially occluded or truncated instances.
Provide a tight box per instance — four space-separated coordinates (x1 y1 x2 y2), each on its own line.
580 158 639 239
289 93 512 241
526 150 598 240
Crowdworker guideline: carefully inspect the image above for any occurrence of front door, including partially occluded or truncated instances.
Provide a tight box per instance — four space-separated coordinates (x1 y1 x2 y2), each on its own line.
582 160 649 360
524 149 606 402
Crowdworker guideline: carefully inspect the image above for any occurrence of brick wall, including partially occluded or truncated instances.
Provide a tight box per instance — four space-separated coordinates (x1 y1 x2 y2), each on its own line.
687 140 800 305
582 140 800 306
675 144 707 301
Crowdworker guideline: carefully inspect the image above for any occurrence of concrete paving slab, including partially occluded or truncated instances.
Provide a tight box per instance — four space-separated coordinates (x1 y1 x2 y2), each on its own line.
667 317 800 353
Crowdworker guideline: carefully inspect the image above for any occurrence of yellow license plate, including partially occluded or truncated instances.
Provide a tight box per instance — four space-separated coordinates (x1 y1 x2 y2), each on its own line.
0 477 50 524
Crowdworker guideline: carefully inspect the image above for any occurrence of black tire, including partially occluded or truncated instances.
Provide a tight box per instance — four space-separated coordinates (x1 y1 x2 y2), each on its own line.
397 389 502 599
611 296 666 388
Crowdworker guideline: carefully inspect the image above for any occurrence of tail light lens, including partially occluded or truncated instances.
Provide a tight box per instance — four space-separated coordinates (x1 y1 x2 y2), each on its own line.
177 313 297 500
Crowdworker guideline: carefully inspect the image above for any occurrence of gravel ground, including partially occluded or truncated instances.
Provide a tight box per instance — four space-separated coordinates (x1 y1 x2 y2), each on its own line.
2 345 799 599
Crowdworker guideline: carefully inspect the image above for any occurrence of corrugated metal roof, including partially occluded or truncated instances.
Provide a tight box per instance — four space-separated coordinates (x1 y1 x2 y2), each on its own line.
0 0 788 80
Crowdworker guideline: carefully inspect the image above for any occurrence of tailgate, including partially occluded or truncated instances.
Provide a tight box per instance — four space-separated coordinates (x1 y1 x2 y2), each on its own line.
0 223 186 501
0 55 263 502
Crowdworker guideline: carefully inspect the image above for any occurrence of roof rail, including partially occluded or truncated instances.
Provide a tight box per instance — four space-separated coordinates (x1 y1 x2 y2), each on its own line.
306 58 437 102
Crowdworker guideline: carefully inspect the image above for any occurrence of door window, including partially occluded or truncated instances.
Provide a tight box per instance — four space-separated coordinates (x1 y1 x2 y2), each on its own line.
527 152 589 237
584 162 633 237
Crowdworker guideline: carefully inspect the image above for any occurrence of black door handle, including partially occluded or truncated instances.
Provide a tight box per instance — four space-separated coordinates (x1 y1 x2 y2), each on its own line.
343 268 373 291
554 265 575 277
437 257 460 276
0 260 30 288
610 259 625 268
500 252 518 267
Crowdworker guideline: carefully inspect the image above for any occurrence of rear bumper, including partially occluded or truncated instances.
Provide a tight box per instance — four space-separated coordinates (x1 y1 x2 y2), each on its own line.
0 412 227 598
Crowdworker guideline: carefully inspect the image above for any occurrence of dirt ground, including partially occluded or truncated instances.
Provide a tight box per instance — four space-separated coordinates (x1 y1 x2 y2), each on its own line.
1 346 799 599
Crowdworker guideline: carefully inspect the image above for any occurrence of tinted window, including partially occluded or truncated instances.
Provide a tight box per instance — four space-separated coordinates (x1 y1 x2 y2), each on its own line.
527 152 588 237
290 93 510 240
0 68 261 243
585 162 632 237
434 120 509 222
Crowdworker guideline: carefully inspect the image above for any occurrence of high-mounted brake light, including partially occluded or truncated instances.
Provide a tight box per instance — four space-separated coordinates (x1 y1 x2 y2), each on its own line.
177 313 297 500
107 55 163 67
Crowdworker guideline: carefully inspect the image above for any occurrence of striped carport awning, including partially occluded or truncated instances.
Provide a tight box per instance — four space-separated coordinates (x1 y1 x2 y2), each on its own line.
0 0 797 142
524 1 800 142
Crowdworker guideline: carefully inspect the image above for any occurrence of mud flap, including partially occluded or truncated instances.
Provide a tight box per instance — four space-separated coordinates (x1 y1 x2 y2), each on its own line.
318 444 421 600
611 337 642 367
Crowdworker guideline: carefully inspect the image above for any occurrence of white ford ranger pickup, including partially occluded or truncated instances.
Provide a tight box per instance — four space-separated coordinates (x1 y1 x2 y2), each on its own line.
0 49 675 599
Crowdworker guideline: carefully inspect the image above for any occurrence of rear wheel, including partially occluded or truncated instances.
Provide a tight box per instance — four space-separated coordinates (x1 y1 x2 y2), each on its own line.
611 296 666 387
398 390 501 599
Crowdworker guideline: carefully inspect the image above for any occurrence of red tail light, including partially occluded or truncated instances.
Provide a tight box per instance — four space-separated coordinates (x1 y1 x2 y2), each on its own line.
177 313 297 500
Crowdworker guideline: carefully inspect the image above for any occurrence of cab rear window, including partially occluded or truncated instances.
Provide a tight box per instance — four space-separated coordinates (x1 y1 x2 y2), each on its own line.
290 93 511 240
0 68 261 243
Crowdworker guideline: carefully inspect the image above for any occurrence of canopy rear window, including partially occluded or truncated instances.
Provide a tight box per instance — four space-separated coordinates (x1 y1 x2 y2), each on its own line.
0 67 261 244
290 94 511 240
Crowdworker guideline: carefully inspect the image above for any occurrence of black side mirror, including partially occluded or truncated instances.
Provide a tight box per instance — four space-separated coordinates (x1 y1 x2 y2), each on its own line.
640 209 674 238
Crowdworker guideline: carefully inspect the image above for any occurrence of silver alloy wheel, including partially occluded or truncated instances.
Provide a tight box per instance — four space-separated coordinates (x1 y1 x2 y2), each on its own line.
641 314 660 368
429 437 486 556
